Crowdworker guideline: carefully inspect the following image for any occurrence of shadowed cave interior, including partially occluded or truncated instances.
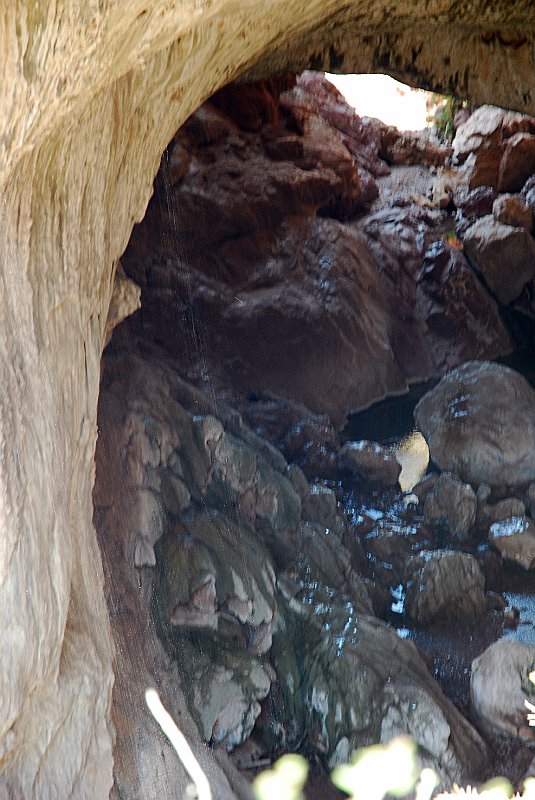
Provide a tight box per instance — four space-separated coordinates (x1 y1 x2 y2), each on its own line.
94 72 535 798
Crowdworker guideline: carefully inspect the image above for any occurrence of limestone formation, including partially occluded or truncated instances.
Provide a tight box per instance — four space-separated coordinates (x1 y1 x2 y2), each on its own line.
3 1 535 797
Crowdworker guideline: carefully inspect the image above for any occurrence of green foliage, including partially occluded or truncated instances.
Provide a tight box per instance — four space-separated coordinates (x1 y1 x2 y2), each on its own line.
331 736 433 800
427 94 472 142
253 754 308 800
252 734 535 800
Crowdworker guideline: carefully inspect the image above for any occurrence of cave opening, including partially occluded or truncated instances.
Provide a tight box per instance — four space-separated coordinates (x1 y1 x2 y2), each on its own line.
94 70 535 798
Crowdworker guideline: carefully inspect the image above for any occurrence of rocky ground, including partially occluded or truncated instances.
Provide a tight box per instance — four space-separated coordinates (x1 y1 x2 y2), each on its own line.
96 74 535 796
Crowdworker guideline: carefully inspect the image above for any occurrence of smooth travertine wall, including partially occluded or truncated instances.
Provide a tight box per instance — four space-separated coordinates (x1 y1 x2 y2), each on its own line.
1 2 535 797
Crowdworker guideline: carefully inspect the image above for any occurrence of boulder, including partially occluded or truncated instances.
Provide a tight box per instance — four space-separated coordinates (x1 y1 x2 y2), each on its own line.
453 105 535 191
415 361 535 488
471 639 535 742
498 132 535 192
489 515 535 570
267 583 490 784
338 440 401 486
404 550 487 623
453 105 507 161
423 473 477 538
459 185 497 220
492 193 533 231
476 492 525 530
301 483 338 529
463 216 535 303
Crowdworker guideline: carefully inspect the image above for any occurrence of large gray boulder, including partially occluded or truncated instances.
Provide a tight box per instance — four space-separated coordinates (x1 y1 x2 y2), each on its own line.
415 361 535 488
471 639 535 742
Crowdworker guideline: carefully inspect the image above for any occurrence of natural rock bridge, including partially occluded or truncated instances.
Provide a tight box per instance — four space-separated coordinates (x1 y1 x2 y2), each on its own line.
2 3 535 798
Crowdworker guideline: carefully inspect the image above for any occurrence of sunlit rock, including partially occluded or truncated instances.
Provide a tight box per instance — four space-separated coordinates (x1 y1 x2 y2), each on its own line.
395 431 429 493
492 193 533 231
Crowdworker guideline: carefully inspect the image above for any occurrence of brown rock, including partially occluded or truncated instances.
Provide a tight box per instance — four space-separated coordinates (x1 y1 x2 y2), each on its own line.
382 129 452 167
339 440 401 486
492 193 533 230
498 132 535 192
416 239 511 360
423 473 477 537
121 86 513 429
489 515 535 569
297 72 388 181
459 185 497 219
476 495 525 530
453 106 535 192
415 361 535 488
463 216 535 303
404 550 487 623
461 148 502 190
453 105 507 161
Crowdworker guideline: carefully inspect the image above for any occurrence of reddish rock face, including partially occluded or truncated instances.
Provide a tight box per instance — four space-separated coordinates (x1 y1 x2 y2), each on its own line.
119 76 512 428
454 105 535 192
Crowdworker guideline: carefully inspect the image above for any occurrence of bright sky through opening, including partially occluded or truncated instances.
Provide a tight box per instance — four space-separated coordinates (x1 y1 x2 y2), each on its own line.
325 73 429 131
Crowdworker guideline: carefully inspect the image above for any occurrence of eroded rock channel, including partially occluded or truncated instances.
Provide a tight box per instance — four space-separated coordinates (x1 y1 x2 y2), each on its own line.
95 74 535 796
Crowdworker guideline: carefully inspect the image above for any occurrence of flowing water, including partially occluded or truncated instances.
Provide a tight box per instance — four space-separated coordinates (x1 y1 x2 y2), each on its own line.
341 376 535 721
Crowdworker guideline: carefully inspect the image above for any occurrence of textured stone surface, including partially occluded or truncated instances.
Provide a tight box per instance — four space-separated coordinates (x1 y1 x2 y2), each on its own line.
453 105 535 191
119 80 512 427
471 640 535 742
404 551 486 623
415 361 535 488
2 1 535 797
95 342 495 794
423 473 477 538
463 216 535 303
489 516 535 570
339 440 401 486
492 193 533 230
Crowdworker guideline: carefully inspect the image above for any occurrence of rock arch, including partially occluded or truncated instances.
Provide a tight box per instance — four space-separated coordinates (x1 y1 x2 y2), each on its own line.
1 3 535 797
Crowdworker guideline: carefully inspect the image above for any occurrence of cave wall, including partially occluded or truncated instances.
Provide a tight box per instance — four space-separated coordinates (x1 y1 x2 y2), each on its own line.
2 2 535 798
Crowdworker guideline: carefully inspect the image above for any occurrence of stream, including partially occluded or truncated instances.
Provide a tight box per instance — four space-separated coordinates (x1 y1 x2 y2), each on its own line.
335 358 535 781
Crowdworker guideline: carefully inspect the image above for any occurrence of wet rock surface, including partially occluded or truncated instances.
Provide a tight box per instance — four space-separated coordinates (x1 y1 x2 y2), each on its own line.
490 516 535 570
96 347 495 789
423 473 477 538
96 79 535 796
